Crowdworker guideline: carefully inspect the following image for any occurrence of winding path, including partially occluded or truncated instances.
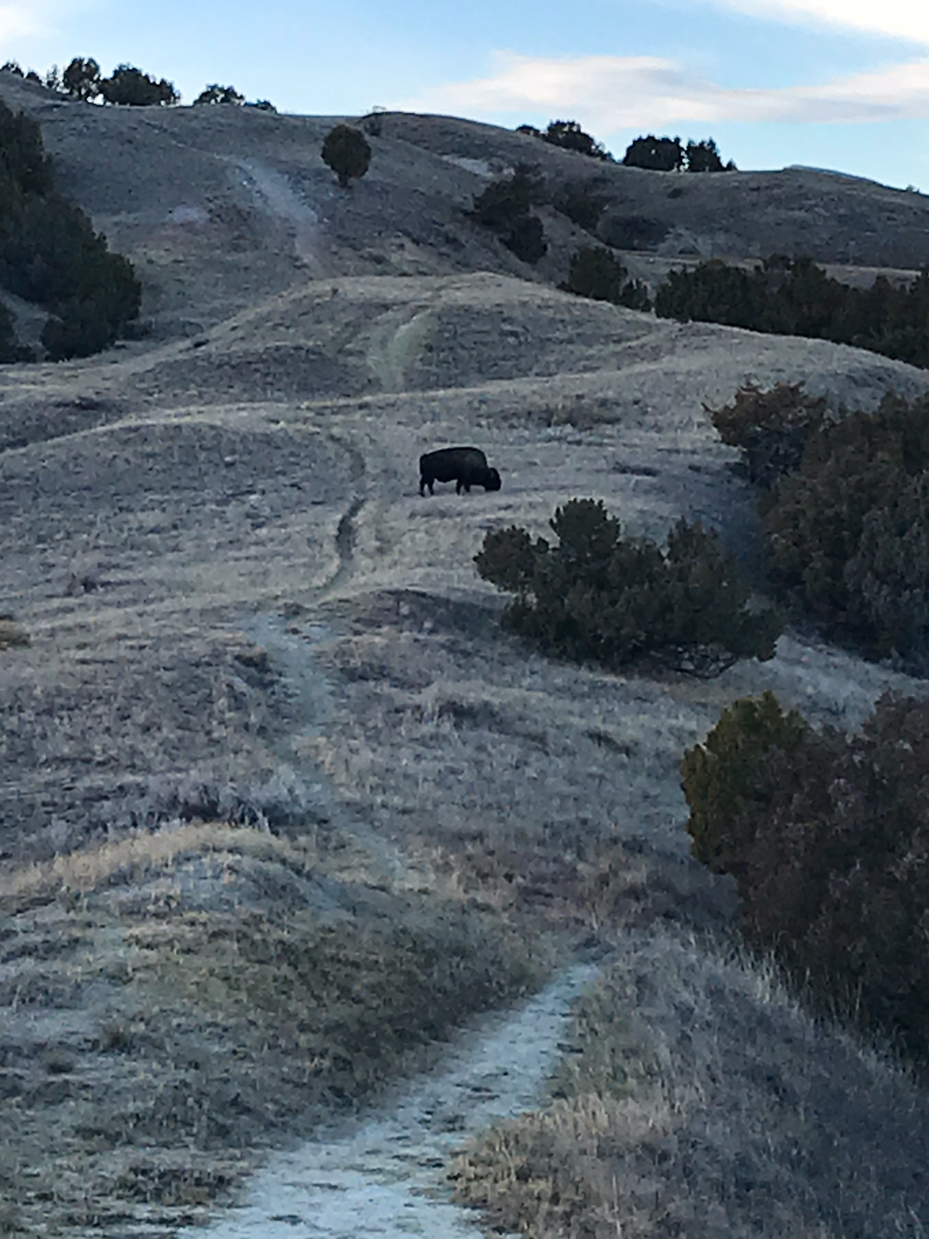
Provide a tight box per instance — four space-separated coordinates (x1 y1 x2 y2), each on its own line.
186 962 600 1238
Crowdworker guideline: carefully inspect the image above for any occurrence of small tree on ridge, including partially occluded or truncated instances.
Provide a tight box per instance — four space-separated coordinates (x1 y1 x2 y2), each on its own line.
623 135 684 171
322 124 372 188
195 84 244 106
63 58 101 101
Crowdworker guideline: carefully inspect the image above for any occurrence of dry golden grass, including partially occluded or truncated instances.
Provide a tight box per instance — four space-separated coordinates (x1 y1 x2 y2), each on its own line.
0 819 314 905
452 930 929 1238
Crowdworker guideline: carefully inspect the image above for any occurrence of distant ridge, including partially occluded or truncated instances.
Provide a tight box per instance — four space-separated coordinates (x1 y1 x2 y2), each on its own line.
786 164 881 183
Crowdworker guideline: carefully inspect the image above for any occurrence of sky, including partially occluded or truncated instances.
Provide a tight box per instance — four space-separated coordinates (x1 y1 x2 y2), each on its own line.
3 0 928 190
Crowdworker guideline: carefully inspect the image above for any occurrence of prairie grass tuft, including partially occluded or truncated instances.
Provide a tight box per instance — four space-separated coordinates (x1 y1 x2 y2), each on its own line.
0 616 30 649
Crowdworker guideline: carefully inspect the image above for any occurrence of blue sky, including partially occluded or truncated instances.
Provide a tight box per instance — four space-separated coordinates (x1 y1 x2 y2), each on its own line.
4 0 929 190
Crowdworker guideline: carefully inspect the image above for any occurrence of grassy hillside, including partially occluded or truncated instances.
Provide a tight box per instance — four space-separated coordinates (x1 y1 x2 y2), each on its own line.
1 76 929 1238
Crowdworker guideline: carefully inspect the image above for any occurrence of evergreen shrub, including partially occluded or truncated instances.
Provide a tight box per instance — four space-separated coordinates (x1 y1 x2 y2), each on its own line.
475 498 781 674
685 138 736 172
501 213 547 263
762 391 929 662
470 165 547 265
0 301 33 361
682 690 929 1063
99 65 178 106
195 84 244 105
321 124 372 188
470 164 542 228
601 214 669 251
1 192 140 358
540 120 610 160
553 181 608 233
0 98 141 359
62 58 101 101
623 135 684 171
0 104 53 197
656 254 929 370
623 134 734 171
562 245 651 310
708 380 828 487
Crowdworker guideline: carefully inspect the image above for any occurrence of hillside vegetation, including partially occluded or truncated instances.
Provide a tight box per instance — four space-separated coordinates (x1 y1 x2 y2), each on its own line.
2 74 929 1239
0 95 140 358
657 254 929 369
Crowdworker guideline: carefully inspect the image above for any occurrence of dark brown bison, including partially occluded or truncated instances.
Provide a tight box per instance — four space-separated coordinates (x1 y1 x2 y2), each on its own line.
419 446 502 496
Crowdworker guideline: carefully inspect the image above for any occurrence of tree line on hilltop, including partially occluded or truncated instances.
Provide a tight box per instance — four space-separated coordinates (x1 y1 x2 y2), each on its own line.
517 119 737 172
0 57 275 111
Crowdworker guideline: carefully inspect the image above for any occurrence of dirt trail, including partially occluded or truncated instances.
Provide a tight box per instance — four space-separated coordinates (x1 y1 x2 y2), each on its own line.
235 159 329 277
185 962 601 1238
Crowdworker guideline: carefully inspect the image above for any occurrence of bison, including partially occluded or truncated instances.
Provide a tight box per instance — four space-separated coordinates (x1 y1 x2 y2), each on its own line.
419 446 502 496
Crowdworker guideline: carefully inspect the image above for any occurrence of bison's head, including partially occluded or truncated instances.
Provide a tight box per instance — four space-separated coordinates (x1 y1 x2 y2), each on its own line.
483 467 502 492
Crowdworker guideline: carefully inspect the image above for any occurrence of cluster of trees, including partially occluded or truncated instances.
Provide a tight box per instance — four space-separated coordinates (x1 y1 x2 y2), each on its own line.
683 688 929 1067
4 57 179 105
468 166 670 282
516 119 611 161
469 164 548 264
0 99 140 360
623 135 736 172
475 498 781 675
2 57 277 110
513 122 736 171
561 245 650 310
194 85 276 111
2 60 57 89
656 254 929 369
689 385 929 1069
710 384 929 668
514 121 739 172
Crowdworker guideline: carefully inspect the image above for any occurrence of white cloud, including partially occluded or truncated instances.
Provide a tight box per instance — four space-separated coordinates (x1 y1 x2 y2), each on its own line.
705 0 929 48
0 4 49 43
0 0 96 50
398 52 929 130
